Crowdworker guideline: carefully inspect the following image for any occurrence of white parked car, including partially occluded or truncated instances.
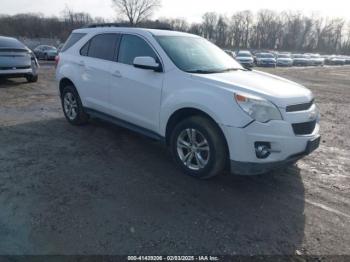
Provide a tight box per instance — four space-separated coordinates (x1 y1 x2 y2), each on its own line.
255 52 277 67
235 51 255 68
307 54 325 66
292 54 311 66
276 53 293 67
56 26 321 178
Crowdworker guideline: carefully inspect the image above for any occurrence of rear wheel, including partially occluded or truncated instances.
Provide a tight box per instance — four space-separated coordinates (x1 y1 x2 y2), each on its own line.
26 75 38 83
61 85 89 125
170 116 227 179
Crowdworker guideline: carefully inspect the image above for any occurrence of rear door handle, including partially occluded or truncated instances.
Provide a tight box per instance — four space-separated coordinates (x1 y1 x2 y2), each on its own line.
78 61 85 66
112 70 122 78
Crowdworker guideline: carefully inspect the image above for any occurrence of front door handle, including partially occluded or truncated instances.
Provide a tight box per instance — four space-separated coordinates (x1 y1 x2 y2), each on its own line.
78 61 85 67
112 70 122 78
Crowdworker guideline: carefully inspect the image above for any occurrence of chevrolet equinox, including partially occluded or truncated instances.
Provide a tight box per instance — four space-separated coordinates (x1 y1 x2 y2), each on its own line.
56 25 321 179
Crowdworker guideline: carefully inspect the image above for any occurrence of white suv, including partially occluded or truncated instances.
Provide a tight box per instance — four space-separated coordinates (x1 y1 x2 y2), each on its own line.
56 25 320 179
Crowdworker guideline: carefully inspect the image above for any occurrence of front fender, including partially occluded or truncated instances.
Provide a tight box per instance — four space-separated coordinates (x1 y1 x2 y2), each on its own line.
159 86 252 137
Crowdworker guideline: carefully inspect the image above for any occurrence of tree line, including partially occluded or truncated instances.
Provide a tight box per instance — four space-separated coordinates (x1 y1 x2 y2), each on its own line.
0 8 349 54
161 11 350 55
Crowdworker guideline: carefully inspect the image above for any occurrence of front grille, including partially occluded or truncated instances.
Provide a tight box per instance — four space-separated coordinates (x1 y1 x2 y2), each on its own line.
286 99 314 112
292 120 317 135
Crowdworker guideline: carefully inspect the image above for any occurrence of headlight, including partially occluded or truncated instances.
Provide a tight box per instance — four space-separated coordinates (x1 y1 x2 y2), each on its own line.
234 93 282 123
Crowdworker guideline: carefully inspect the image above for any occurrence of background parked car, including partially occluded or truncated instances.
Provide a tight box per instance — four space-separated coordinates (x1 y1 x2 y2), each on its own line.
33 45 58 60
276 53 293 67
255 52 276 67
326 55 346 65
235 51 254 67
0 36 38 82
308 54 325 66
292 54 310 66
345 56 350 65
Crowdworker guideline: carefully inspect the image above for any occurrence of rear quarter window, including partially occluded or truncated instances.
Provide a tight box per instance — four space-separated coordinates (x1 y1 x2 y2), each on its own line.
61 33 86 52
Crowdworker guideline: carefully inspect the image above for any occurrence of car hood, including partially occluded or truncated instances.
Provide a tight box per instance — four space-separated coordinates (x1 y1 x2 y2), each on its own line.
310 58 324 62
277 58 293 62
191 70 313 108
257 58 276 62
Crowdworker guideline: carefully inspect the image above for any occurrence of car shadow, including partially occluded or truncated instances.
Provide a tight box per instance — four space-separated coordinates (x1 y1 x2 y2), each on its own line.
0 78 28 87
0 118 305 255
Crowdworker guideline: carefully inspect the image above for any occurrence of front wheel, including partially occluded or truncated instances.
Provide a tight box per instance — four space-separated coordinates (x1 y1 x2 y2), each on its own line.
170 116 227 179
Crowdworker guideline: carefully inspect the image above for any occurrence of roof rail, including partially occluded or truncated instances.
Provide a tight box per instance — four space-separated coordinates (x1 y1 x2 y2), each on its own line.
86 23 131 28
85 23 173 31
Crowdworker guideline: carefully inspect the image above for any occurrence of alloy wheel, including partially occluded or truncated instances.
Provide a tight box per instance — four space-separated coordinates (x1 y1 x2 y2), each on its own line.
63 92 78 120
176 128 210 171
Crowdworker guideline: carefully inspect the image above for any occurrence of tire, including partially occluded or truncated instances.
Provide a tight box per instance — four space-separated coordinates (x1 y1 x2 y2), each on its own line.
170 115 227 179
61 85 89 125
26 75 38 83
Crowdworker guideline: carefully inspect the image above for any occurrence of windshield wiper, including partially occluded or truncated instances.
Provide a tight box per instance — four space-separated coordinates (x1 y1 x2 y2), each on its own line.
216 68 243 73
185 69 221 74
186 68 244 74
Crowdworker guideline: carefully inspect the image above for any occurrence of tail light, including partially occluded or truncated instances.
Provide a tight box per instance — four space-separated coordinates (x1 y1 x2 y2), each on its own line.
55 55 60 68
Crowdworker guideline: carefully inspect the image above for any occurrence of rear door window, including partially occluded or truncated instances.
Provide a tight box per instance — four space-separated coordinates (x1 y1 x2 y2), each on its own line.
81 34 120 61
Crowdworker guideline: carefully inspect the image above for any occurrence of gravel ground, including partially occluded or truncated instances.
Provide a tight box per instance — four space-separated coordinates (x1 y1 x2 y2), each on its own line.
0 64 349 255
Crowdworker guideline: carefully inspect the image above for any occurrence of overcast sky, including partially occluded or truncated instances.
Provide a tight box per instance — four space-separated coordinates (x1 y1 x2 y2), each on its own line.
1 0 349 22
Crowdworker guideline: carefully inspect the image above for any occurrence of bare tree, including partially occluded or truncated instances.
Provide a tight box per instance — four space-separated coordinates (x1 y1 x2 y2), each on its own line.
216 15 228 47
202 12 218 40
112 0 161 25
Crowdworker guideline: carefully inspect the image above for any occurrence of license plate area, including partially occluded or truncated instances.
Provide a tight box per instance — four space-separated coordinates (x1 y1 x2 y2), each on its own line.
306 136 321 155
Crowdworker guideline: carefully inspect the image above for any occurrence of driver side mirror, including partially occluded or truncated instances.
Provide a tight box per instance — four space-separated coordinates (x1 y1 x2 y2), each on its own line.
133 56 162 72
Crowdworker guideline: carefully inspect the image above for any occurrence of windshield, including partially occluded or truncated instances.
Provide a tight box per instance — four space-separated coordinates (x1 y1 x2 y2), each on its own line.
237 53 251 57
156 36 243 73
257 53 274 58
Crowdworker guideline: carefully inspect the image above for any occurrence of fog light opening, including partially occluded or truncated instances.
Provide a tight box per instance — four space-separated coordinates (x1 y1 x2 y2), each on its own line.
255 142 271 159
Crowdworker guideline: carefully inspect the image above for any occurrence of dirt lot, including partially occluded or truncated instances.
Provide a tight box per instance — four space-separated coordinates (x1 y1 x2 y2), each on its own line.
0 64 349 255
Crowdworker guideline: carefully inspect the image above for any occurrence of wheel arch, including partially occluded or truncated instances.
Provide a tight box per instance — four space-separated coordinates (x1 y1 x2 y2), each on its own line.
165 107 228 148
59 78 77 98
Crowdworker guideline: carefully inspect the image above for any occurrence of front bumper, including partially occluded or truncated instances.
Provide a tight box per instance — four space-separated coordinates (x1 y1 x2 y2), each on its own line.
221 119 320 175
256 61 276 67
230 136 320 175
293 61 310 66
277 61 293 67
